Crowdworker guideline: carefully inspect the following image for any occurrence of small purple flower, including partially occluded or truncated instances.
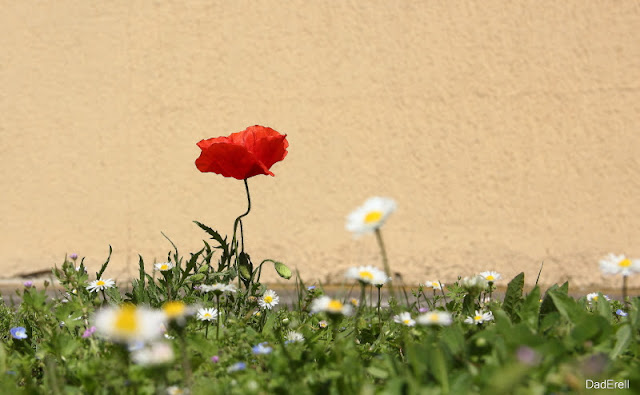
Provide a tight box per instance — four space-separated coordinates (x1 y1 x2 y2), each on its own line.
227 362 246 373
307 286 316 291
23 281 33 288
210 355 219 363
516 346 540 366
616 309 628 317
82 326 97 338
70 253 78 260
10 327 27 340
418 307 429 313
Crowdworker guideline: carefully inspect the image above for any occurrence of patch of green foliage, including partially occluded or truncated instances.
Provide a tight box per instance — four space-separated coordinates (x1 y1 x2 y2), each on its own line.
0 226 639 394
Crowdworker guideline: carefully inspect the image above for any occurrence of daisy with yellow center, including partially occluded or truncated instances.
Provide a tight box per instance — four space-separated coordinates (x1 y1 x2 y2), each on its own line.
586 292 610 304
310 296 353 316
417 311 453 326
162 301 193 321
345 265 389 285
93 304 166 343
345 197 397 237
464 310 494 325
425 280 444 290
258 290 279 310
599 253 640 277
479 271 502 282
154 262 175 272
196 307 218 321
393 312 416 327
86 278 115 293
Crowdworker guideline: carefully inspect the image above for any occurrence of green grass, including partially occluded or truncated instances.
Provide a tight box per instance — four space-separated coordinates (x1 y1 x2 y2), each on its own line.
0 228 639 395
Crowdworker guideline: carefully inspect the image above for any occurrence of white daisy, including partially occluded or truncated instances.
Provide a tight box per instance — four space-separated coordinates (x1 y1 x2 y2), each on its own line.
154 262 175 272
464 310 494 325
131 341 174 366
285 331 305 343
460 276 488 292
393 312 416 327
318 320 328 328
586 292 611 304
196 307 218 321
162 301 194 323
345 265 389 285
310 296 353 316
200 283 237 295
93 304 166 343
345 197 397 236
425 280 445 290
166 386 189 395
417 311 453 326
599 253 640 277
258 290 279 310
86 278 115 293
479 271 502 282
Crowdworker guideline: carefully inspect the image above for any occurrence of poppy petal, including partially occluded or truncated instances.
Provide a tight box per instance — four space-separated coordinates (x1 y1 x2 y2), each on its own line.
195 142 272 180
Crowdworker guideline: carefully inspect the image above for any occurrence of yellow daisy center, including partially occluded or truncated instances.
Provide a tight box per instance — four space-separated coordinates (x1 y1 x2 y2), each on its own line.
163 301 186 318
403 319 411 325
364 211 383 224
592 296 598 301
618 259 631 268
430 314 439 322
474 315 482 321
432 282 439 287
160 264 169 270
264 296 273 304
115 305 138 334
486 275 495 281
96 280 105 286
359 271 374 281
203 313 212 318
328 300 343 312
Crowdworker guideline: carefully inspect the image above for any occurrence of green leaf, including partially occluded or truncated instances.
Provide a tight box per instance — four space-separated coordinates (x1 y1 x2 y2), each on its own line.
194 221 229 260
96 245 112 279
503 272 525 321
611 324 632 359
548 289 584 322
519 285 541 327
366 366 389 379
428 345 449 393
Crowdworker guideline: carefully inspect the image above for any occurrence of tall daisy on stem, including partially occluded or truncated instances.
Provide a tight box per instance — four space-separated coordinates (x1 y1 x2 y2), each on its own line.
346 197 397 298
599 253 640 308
345 265 387 318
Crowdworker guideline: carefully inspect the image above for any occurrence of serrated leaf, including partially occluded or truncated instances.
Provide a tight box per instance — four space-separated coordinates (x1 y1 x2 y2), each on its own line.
503 272 525 321
96 245 112 279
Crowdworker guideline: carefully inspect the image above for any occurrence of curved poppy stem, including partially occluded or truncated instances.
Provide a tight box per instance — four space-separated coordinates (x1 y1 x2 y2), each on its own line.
231 179 251 288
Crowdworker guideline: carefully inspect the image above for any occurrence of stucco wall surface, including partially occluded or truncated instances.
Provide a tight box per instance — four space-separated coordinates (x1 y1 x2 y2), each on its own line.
1 1 640 289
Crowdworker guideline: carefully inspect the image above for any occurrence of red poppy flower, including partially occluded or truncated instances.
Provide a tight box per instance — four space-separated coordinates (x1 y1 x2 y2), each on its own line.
195 125 289 180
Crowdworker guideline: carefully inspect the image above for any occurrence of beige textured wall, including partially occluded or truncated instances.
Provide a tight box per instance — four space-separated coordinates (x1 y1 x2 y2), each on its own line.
1 1 640 289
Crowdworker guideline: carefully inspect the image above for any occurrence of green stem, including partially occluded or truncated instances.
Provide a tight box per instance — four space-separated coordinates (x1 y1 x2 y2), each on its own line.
375 228 395 300
356 283 366 319
216 295 221 340
623 275 628 308
377 285 382 333
231 179 251 289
